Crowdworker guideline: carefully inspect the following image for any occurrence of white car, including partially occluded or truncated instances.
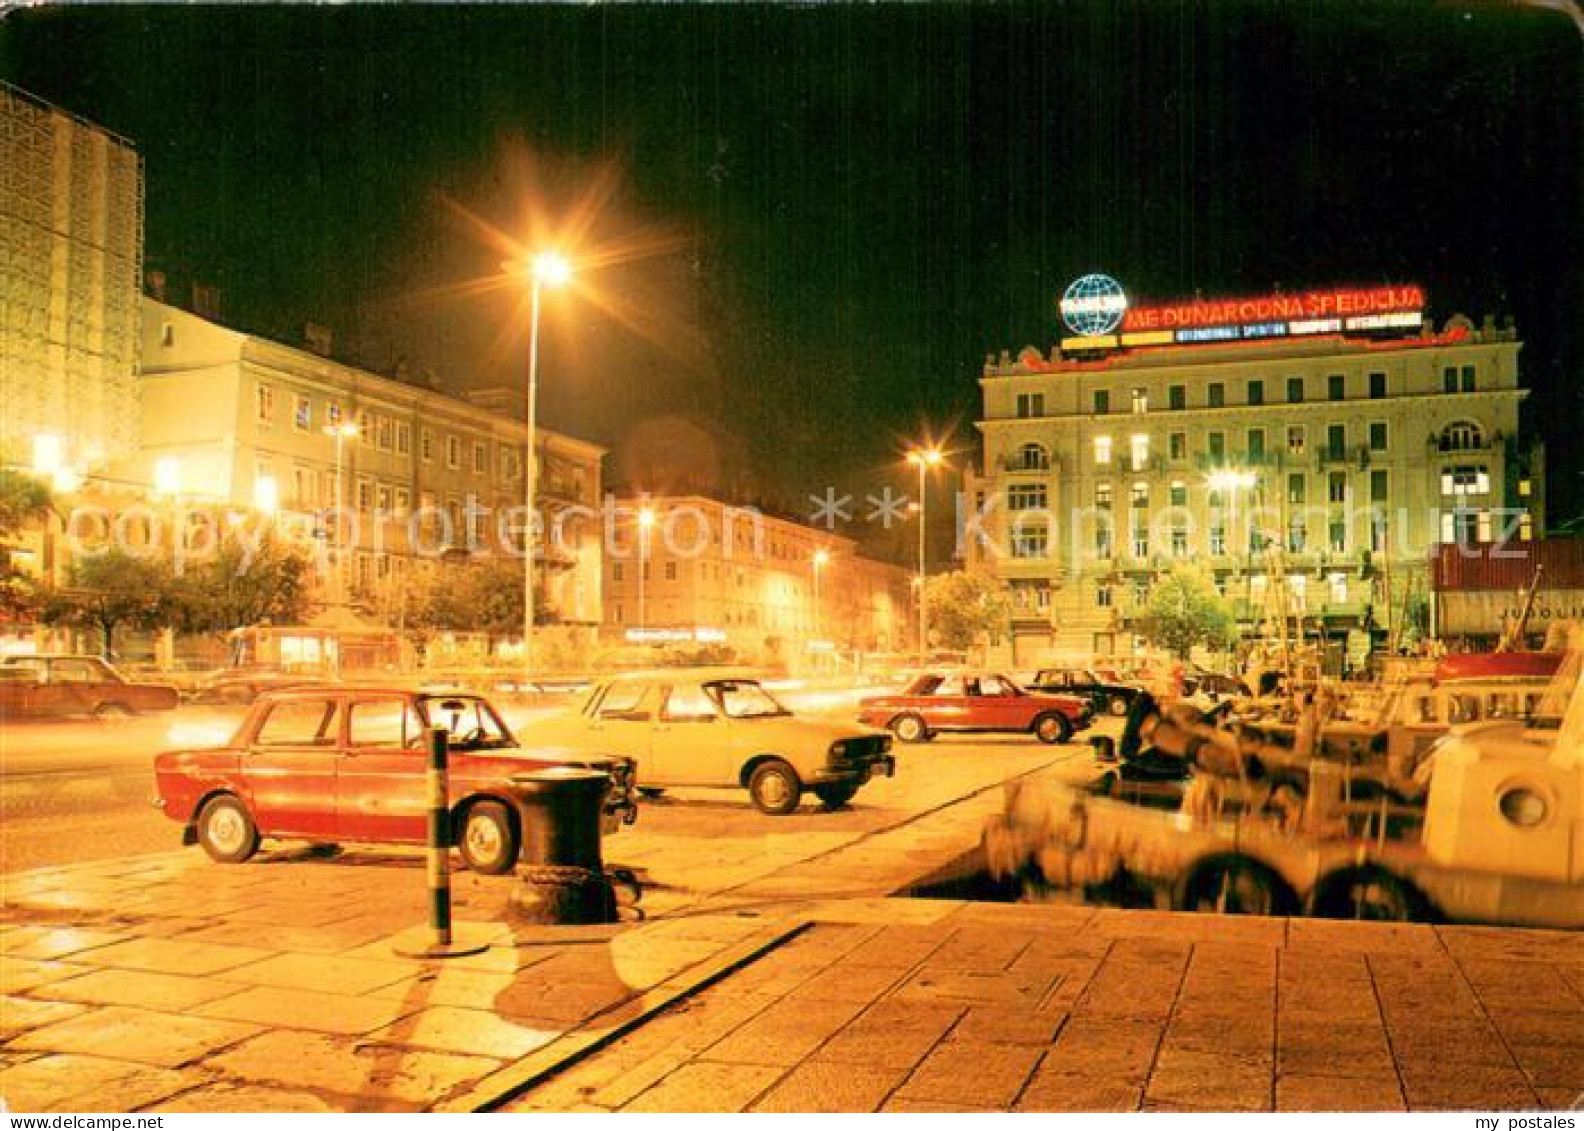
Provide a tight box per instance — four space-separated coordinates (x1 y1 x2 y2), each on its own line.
516 671 896 815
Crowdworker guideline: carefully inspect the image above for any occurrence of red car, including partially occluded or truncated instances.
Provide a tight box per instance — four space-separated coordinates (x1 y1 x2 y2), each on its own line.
0 655 180 719
154 687 638 874
857 671 1093 745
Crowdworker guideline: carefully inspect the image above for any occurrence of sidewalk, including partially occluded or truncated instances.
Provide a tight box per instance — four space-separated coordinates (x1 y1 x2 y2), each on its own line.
3 751 1581 1112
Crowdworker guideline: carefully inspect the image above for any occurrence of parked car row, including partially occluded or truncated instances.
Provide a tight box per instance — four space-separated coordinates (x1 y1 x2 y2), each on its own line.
151 666 1106 871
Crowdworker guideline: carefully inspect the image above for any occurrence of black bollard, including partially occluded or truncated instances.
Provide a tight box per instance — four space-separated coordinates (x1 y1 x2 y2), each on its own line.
391 726 490 957
507 767 621 925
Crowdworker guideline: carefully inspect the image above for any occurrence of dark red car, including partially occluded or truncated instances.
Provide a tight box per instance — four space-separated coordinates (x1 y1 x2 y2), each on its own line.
857 671 1093 745
0 655 180 720
154 687 637 874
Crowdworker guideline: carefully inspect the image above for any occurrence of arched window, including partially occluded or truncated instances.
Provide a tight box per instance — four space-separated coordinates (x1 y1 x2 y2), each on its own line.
1439 420 1483 452
1018 443 1050 471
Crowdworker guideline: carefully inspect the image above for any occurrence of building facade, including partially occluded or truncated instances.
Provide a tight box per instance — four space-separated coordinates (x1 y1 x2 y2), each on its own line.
602 494 915 665
124 298 606 626
1 81 144 472
970 287 1543 663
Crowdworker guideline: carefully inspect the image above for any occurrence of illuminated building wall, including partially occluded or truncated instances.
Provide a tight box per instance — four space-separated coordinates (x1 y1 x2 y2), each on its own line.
972 305 1543 662
604 495 915 662
0 82 144 471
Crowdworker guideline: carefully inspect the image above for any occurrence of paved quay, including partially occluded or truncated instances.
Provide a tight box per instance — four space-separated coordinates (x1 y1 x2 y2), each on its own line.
2 743 1581 1113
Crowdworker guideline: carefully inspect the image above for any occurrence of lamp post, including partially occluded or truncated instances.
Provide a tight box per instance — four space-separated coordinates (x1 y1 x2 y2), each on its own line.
812 547 830 651
520 251 573 677
324 421 358 607
1208 468 1257 635
906 447 944 662
636 506 655 634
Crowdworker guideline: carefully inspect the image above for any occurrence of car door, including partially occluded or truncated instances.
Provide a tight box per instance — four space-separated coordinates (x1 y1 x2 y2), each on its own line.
924 674 970 730
338 696 429 844
243 695 341 838
970 675 1025 730
650 682 734 785
45 659 106 715
582 681 659 783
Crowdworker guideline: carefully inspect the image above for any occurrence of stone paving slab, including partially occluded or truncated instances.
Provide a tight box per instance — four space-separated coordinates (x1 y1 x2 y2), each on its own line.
498 900 1584 1114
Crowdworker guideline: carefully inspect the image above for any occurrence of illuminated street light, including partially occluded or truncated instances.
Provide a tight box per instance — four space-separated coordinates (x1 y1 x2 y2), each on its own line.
637 505 656 633
253 474 279 516
152 457 183 498
1207 468 1259 629
812 547 831 649
519 251 574 677
31 434 63 477
906 446 946 662
323 421 359 606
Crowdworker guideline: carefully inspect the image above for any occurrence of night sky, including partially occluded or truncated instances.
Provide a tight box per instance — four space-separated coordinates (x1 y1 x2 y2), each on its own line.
3 2 1580 544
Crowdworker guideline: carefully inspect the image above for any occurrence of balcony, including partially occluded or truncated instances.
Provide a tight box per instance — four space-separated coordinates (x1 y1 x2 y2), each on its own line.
1194 450 1283 472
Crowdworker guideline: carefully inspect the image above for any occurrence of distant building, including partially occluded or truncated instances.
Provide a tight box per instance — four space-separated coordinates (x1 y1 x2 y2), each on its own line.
602 494 915 665
125 297 606 627
969 279 1544 662
0 81 144 471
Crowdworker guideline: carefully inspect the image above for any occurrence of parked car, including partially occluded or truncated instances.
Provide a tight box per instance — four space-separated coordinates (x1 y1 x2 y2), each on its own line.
516 670 896 815
857 671 1093 745
188 667 337 705
0 654 180 719
1024 667 1143 718
154 686 638 873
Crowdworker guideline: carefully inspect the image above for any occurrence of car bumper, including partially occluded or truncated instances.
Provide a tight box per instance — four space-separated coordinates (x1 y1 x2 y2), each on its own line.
813 753 896 785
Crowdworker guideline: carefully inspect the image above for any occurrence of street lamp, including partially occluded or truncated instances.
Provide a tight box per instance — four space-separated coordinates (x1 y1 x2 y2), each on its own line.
906 447 945 662
1207 468 1258 630
324 421 359 607
520 251 573 676
812 547 830 649
636 505 656 633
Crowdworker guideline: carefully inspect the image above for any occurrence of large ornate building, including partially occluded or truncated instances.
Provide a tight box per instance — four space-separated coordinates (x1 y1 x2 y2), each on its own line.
1 81 144 472
968 280 1544 663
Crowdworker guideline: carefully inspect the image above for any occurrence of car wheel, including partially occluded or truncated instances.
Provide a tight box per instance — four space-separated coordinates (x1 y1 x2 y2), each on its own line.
1311 865 1430 922
196 795 260 864
1178 855 1296 916
1033 712 1072 745
747 759 802 816
93 701 134 721
813 783 858 810
891 714 929 744
1108 695 1130 717
458 800 518 875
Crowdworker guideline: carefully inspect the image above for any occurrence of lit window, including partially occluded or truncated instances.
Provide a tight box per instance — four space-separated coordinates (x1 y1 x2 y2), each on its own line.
1439 420 1483 452
1094 436 1112 465
293 395 312 432
1008 483 1048 511
1329 472 1348 504
1010 525 1048 559
1095 483 1113 509
1130 434 1149 471
1131 387 1148 414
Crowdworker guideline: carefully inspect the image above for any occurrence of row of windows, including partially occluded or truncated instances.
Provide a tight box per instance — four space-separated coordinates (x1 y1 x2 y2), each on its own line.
1013 366 1480 421
1006 503 1532 563
256 382 532 482
1010 419 1487 473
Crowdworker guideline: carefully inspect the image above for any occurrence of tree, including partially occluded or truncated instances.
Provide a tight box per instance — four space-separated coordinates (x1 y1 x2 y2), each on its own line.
0 469 52 622
40 549 178 658
923 570 1013 652
1133 563 1237 660
177 536 315 635
412 556 560 636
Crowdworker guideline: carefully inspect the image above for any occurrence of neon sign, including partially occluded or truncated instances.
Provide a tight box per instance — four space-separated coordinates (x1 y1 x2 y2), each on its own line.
1122 285 1424 333
1059 274 1128 336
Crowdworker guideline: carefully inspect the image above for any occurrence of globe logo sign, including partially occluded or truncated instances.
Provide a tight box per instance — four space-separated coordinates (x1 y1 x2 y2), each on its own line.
1060 274 1128 336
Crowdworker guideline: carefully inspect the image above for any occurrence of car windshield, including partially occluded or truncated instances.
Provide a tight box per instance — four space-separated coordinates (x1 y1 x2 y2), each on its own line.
417 695 516 750
704 680 789 718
